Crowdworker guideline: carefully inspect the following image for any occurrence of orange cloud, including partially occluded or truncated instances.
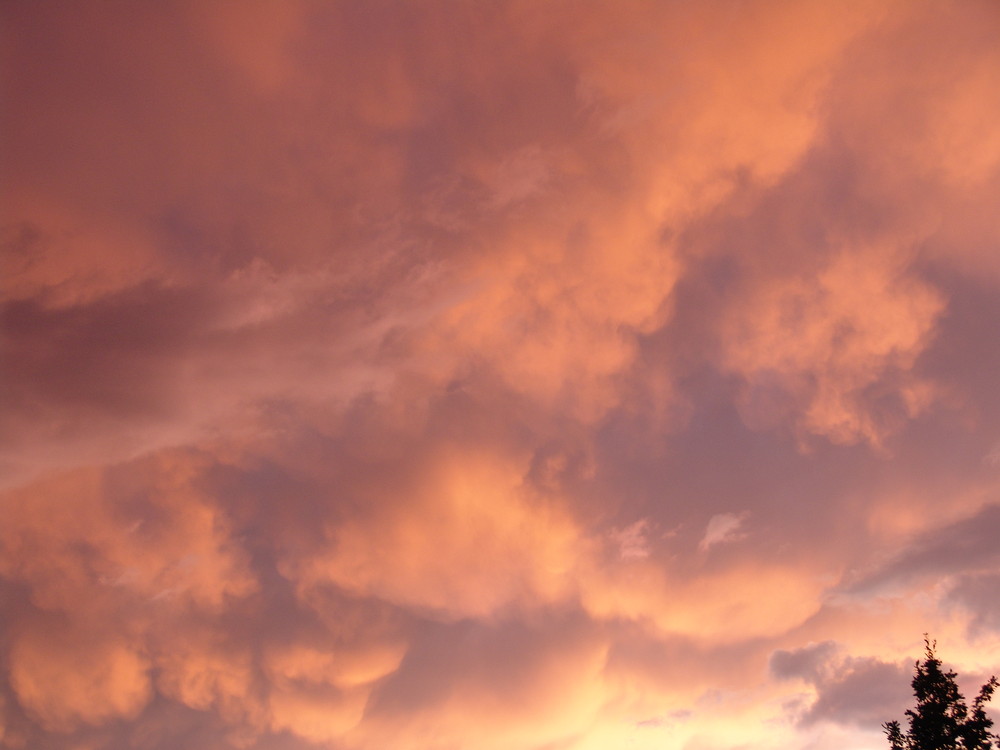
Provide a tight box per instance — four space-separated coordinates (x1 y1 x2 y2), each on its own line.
3 2 1000 749
8 623 151 732
287 447 586 619
722 245 944 446
354 618 611 750
155 629 258 727
0 454 256 615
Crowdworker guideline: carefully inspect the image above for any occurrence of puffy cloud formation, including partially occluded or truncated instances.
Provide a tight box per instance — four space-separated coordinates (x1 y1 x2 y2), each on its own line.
3 2 1000 749
770 642 912 728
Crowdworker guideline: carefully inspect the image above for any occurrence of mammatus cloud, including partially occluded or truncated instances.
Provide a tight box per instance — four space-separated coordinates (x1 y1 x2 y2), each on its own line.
285 447 587 619
3 1 1000 749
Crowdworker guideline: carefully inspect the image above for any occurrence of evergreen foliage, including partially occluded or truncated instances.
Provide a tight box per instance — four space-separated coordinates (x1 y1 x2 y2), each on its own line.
884 637 999 750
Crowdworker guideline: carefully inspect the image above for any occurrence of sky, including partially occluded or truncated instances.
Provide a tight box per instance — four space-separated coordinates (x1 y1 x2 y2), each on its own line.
2 1 1000 749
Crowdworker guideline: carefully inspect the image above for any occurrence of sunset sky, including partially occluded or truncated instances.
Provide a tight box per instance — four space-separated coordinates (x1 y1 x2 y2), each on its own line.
3 2 1000 749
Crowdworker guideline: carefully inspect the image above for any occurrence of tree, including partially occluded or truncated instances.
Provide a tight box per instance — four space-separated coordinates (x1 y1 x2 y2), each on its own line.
884 637 999 750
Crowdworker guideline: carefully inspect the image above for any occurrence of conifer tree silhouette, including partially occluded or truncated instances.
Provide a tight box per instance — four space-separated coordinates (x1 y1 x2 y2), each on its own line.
884 637 999 750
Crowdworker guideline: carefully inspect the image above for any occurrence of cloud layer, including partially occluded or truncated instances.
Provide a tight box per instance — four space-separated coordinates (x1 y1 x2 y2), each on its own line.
3 2 1000 749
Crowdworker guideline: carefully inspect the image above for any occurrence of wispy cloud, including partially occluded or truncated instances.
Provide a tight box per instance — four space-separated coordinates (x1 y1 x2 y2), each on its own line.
699 512 749 552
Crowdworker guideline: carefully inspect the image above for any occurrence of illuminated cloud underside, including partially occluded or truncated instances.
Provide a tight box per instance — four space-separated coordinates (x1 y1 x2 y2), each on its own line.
2 2 1000 749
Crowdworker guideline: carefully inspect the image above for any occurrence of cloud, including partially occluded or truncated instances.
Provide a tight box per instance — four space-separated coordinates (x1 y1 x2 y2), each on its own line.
770 642 912 731
611 519 653 560
699 512 749 552
985 443 1000 467
770 641 841 683
803 657 911 730
842 503 1000 599
361 614 610 750
947 573 1000 633
8 623 152 732
285 446 588 620
3 1 1000 749
721 246 944 447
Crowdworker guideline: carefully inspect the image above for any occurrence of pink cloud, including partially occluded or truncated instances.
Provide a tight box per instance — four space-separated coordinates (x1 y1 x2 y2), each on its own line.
3 2 1000 749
